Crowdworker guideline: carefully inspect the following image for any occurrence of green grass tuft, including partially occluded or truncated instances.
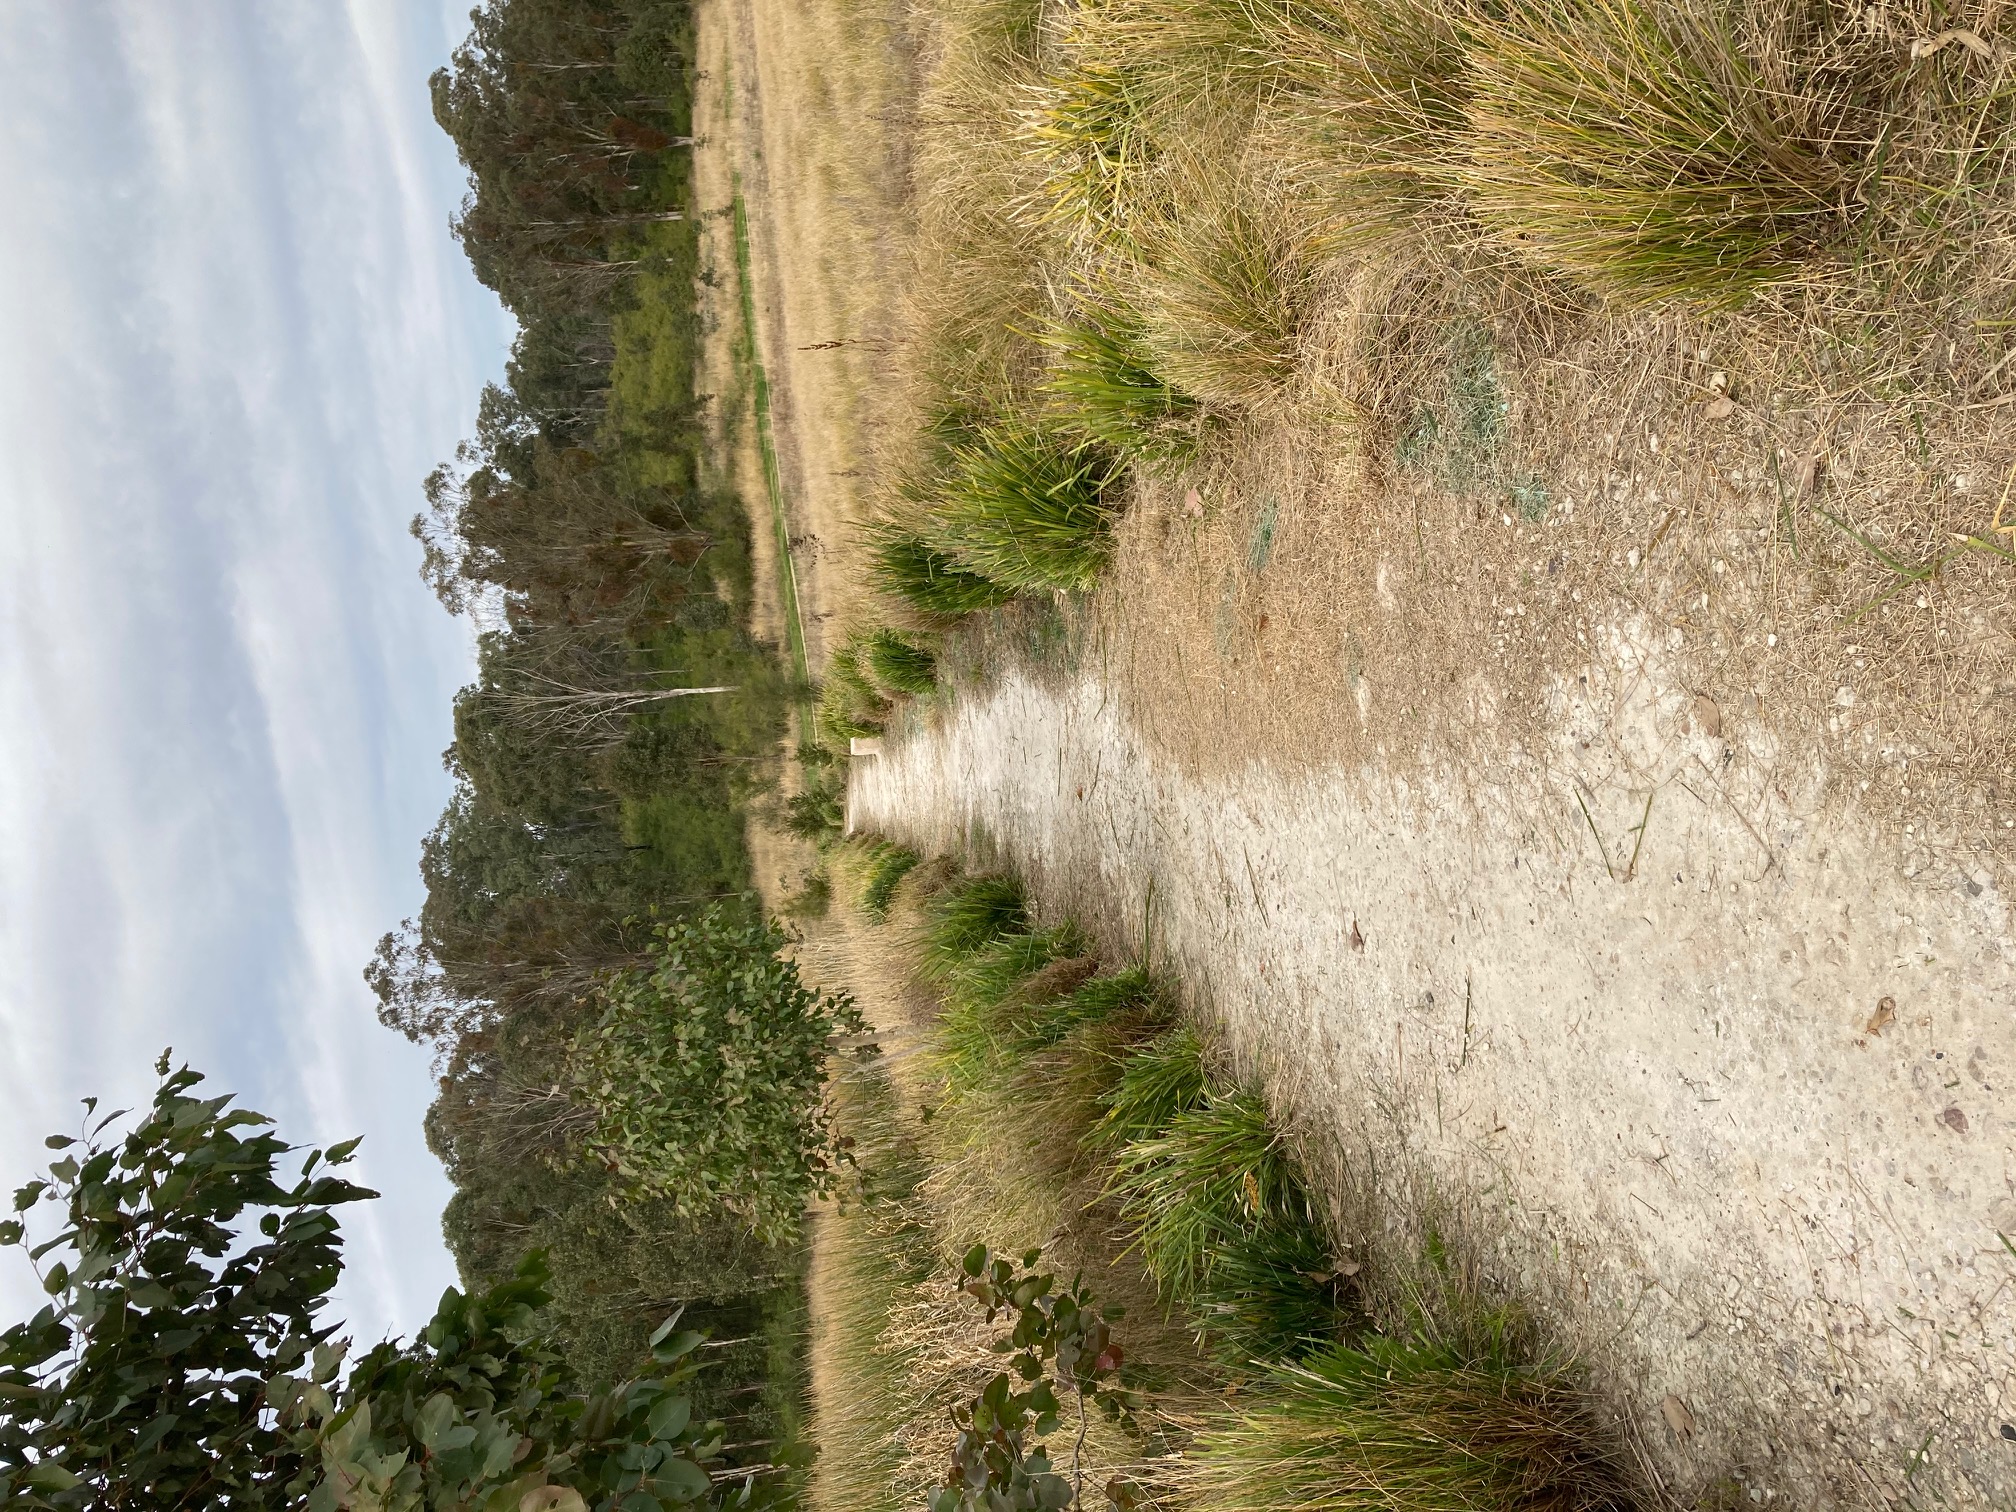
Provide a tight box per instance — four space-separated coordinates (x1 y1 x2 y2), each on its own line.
869 526 1019 620
859 842 922 922
928 421 1122 593
1092 1023 1209 1152
935 926 1091 1093
863 628 940 696
1190 1334 1633 1512
918 874 1030 984
1041 307 1204 464
1111 1083 1349 1362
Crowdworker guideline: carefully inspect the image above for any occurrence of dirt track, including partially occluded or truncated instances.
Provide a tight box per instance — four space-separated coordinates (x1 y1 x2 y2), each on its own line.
851 649 2016 1509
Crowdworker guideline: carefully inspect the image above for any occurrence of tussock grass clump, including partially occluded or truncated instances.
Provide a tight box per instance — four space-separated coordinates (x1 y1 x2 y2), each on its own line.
1023 62 1159 239
1093 1023 1210 1152
1138 186 1322 411
869 527 1019 620
1449 0 2016 305
1112 1088 1348 1363
918 873 1031 983
858 841 922 922
1454 0 1849 304
864 627 939 696
936 924 1093 1088
1040 306 1205 463
815 642 890 747
928 421 1124 592
1188 1335 1633 1512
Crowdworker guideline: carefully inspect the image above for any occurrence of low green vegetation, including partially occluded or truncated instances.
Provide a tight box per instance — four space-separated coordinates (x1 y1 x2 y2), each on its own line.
812 844 1635 1512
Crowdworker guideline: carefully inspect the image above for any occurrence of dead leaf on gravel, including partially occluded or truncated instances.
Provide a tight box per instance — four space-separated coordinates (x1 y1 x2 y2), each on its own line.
1940 1106 1970 1134
1692 693 1722 739
1349 918 1364 951
1703 396 1735 421
1865 996 1896 1035
1184 488 1204 519
1661 1394 1697 1440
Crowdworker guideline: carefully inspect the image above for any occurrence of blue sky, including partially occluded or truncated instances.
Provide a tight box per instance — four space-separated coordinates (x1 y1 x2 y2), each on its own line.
0 3 511 1343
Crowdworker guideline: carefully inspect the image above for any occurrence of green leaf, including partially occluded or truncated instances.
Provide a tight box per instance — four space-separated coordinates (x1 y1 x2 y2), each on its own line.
322 1136 364 1166
647 1394 691 1441
650 1330 704 1365
415 1392 457 1449
652 1455 712 1503
25 1462 81 1491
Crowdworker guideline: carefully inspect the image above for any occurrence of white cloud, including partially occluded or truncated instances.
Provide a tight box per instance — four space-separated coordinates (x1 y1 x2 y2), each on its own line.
0 2 510 1344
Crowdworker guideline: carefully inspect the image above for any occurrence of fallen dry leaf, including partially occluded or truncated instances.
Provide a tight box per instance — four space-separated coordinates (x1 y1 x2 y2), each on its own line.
1661 1394 1697 1440
1334 1258 1362 1277
1703 396 1735 421
1865 996 1896 1036
1349 919 1364 951
1692 693 1722 739
1913 26 1995 59
1940 1106 1970 1135
1183 488 1204 519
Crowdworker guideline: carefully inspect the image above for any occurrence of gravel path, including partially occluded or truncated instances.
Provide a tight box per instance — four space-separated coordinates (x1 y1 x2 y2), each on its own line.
850 656 2016 1509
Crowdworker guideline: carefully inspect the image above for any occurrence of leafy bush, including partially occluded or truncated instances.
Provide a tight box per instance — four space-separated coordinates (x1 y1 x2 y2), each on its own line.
1189 1334 1633 1512
0 1062 728 1511
932 1247 1134 1512
785 777 847 843
928 423 1123 593
569 907 867 1240
869 527 1020 620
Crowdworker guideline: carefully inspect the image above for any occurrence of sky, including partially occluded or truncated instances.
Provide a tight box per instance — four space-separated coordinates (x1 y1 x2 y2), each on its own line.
0 3 512 1344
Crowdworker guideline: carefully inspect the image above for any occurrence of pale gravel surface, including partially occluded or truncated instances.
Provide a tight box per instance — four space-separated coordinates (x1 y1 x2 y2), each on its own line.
850 634 2016 1509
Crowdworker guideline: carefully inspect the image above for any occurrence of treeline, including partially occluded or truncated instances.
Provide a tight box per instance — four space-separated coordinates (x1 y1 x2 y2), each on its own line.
376 0 801 1451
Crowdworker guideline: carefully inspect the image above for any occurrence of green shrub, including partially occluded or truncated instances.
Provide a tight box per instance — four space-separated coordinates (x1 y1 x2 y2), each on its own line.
928 422 1122 593
869 527 1020 619
568 907 867 1241
785 773 847 842
1189 1334 1633 1512
864 627 940 696
1041 308 1203 463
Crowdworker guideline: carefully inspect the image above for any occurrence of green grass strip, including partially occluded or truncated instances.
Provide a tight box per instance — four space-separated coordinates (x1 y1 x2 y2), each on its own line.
730 172 813 727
